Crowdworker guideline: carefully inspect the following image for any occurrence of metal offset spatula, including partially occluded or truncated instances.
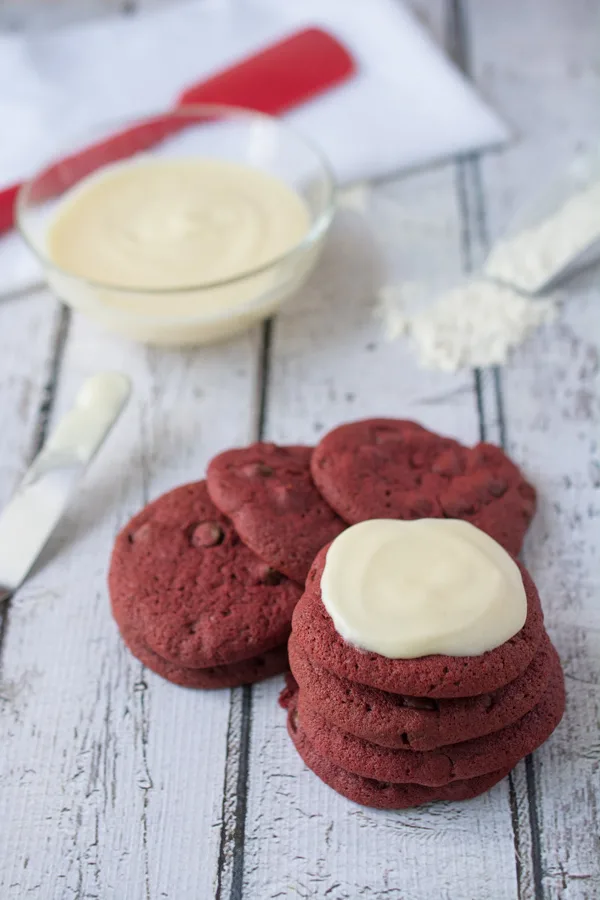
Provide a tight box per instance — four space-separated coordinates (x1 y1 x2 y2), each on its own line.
0 372 131 603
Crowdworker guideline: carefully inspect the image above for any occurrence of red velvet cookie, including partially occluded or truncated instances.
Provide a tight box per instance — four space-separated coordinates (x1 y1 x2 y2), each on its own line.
120 623 288 689
207 443 345 585
311 418 536 556
284 692 511 809
292 545 545 698
109 481 302 668
292 662 565 786
289 633 556 750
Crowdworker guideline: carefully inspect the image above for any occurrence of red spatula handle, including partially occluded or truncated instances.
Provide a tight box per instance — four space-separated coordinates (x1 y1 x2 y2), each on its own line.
178 27 354 111
0 27 354 236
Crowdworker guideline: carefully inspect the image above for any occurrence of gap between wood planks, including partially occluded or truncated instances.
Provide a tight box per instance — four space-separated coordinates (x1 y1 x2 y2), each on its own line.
215 319 272 900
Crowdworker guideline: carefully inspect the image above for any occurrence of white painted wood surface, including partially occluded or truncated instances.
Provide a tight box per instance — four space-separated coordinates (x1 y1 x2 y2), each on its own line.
0 1 598 899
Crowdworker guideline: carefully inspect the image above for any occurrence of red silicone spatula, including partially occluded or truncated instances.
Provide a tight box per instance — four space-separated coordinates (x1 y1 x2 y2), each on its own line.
0 27 355 236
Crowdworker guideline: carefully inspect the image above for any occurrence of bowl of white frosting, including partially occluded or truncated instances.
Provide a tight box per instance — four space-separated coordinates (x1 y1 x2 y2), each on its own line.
17 106 336 345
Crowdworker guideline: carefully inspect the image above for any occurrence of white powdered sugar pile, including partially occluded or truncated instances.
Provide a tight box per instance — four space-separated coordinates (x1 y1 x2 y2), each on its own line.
379 279 557 372
378 155 600 372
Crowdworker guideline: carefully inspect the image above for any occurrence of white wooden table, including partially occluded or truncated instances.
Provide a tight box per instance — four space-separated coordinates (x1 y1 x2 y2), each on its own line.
1 1 598 898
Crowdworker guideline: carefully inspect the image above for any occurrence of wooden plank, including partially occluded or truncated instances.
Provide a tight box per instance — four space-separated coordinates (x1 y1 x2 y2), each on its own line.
0 289 66 885
0 307 263 899
241 164 523 898
0 290 65 644
0 292 63 508
503 283 600 900
469 0 600 896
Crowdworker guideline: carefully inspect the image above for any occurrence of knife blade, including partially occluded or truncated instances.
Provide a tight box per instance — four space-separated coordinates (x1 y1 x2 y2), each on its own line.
0 372 131 600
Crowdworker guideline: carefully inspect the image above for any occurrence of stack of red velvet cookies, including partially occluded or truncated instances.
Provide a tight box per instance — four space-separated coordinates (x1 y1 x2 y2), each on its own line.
108 417 564 808
281 542 564 809
277 419 563 808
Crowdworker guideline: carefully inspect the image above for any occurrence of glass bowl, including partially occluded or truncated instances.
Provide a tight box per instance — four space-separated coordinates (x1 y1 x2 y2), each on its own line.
17 105 336 346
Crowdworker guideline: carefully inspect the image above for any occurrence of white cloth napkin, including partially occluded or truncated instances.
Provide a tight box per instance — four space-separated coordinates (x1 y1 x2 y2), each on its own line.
0 0 509 294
